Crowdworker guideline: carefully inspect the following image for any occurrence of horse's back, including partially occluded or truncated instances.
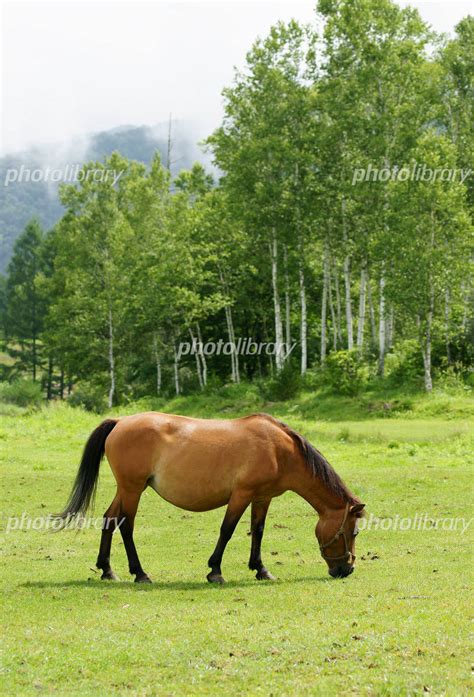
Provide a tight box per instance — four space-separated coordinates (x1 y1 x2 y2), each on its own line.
104 412 294 511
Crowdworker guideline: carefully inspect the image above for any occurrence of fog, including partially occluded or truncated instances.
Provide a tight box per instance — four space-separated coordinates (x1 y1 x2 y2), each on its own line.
2 0 471 156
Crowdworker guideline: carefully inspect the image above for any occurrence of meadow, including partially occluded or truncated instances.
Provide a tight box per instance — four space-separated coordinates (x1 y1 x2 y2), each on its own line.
1 385 473 695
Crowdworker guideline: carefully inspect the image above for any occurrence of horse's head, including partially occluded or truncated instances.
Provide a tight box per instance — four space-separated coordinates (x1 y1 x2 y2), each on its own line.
316 502 365 578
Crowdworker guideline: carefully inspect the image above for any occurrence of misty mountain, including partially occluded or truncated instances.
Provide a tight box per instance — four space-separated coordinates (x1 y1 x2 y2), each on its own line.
0 122 211 272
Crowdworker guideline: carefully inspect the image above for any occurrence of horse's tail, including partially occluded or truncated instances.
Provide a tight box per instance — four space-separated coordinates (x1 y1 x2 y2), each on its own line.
55 419 118 524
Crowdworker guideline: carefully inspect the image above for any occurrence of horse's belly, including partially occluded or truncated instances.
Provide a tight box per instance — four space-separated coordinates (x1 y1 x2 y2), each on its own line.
149 461 233 512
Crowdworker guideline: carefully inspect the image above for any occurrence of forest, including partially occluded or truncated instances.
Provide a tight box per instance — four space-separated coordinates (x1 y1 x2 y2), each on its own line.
1 0 472 410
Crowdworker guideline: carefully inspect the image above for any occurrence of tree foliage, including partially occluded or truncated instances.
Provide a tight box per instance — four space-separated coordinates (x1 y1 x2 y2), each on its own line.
1 1 472 402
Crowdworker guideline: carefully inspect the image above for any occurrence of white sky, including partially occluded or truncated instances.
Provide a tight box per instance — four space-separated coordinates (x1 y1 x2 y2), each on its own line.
1 0 472 155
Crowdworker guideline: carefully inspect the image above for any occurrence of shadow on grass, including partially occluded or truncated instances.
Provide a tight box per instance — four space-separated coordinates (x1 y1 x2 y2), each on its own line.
21 575 331 591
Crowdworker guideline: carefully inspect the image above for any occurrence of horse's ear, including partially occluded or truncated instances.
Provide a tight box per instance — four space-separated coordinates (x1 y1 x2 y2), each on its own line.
350 503 365 516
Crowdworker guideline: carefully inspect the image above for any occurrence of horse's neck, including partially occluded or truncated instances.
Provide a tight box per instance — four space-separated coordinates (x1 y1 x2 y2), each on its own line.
290 462 348 516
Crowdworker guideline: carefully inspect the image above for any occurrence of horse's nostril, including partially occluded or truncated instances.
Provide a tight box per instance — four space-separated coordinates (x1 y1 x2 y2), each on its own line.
330 565 354 578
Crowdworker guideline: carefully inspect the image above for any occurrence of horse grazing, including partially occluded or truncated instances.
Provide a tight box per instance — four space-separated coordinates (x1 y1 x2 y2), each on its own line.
56 412 365 583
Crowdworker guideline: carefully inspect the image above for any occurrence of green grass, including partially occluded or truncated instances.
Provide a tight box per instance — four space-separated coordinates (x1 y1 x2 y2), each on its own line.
1 388 473 695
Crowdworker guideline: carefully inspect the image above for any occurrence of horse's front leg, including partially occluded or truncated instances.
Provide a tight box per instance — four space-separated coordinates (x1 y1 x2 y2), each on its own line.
249 499 275 580
207 491 250 583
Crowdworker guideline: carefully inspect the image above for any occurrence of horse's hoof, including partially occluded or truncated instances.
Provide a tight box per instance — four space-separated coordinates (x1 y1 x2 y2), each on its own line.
207 572 225 584
135 574 152 583
256 569 276 581
101 570 119 581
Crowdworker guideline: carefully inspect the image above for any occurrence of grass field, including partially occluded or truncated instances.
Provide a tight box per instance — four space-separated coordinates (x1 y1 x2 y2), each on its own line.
1 386 473 695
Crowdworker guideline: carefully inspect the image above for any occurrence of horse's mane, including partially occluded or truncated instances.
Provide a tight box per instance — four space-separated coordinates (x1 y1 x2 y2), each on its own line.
252 413 361 509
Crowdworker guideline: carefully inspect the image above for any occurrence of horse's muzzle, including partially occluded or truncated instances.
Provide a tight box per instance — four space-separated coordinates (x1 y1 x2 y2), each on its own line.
329 565 354 579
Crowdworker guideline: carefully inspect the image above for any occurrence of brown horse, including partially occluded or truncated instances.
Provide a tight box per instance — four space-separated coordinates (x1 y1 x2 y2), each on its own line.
57 412 365 583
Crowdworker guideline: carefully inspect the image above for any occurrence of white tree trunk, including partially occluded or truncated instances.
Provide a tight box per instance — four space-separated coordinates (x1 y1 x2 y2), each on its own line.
356 264 367 353
445 288 452 365
299 261 307 375
343 255 353 350
284 245 291 351
231 308 240 383
299 265 307 374
422 215 436 391
321 243 330 364
189 327 203 389
224 304 239 383
367 274 377 347
379 150 391 371
334 267 343 346
342 197 353 350
328 269 338 350
196 322 207 386
378 272 386 376
461 282 469 331
152 332 162 395
107 305 115 408
422 294 434 392
225 305 236 383
219 267 240 383
295 166 306 375
173 342 180 395
270 230 284 371
386 306 394 350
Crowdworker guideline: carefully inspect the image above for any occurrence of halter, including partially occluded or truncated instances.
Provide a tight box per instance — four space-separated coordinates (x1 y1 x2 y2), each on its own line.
319 502 354 563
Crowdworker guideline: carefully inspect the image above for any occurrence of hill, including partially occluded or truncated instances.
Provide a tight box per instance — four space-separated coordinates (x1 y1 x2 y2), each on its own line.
0 121 210 271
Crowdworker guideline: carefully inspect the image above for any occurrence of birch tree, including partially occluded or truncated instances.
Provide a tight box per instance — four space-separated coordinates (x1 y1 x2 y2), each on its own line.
47 155 134 404
387 131 471 390
208 21 313 373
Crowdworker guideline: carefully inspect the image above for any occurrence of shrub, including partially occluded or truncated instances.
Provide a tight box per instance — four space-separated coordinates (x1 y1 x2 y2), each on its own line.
435 365 472 393
324 350 365 395
465 370 474 389
337 427 351 442
385 340 423 386
300 368 325 391
68 381 108 413
259 362 302 401
0 379 43 407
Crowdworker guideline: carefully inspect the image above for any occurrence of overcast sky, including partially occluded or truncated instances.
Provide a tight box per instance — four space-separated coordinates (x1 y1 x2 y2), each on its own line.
1 0 472 155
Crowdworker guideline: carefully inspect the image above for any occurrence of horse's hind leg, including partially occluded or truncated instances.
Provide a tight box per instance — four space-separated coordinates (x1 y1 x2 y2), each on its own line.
118 488 152 584
249 499 275 581
96 493 121 580
207 491 250 584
